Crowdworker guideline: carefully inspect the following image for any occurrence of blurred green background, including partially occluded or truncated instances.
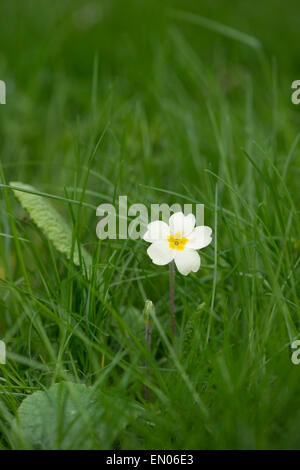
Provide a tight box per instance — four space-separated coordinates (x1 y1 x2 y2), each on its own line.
1 0 299 195
0 0 300 450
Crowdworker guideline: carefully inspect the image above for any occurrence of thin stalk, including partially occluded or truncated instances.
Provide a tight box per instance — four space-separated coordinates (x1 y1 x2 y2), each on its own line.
169 260 176 336
144 322 152 402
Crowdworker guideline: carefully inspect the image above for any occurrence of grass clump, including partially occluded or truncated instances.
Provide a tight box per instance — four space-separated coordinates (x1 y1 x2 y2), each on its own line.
0 0 299 450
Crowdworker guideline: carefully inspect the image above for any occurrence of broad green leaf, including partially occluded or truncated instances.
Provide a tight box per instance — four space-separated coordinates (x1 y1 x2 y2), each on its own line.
14 382 141 450
15 383 99 449
9 181 93 272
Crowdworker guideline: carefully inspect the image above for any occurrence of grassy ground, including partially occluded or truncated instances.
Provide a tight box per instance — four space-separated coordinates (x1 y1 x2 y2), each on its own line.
0 0 300 450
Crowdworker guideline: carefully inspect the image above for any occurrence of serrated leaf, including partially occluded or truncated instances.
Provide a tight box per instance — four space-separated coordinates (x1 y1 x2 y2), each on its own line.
9 181 93 273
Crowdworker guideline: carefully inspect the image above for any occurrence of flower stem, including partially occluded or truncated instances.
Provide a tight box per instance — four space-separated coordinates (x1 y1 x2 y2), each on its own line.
169 260 176 336
143 300 154 402
144 323 151 401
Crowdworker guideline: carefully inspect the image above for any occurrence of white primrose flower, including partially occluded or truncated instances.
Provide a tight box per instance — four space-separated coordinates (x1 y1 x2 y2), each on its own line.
143 212 212 276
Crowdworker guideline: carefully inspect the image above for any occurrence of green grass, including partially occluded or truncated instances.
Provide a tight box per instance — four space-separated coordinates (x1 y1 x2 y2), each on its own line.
0 0 299 450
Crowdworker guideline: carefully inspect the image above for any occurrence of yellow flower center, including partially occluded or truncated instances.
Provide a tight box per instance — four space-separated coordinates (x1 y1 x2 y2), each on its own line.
167 233 188 251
